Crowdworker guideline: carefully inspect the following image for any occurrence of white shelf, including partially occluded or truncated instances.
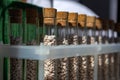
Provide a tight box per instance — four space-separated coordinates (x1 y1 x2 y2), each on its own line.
0 44 120 60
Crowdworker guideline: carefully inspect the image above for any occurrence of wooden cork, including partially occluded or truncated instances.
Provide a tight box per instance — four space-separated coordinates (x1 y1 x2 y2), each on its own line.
115 23 120 32
95 18 102 29
102 19 109 30
26 8 38 17
9 9 22 16
78 14 86 27
57 12 68 19
56 12 68 27
26 8 38 24
9 9 22 23
43 8 57 18
68 13 78 27
26 17 37 24
86 16 96 28
43 8 57 26
109 20 114 29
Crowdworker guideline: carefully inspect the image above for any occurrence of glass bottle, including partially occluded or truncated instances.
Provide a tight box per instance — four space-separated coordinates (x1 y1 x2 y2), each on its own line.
43 8 57 46
78 14 88 80
56 11 68 45
25 8 39 80
108 20 114 44
56 11 69 80
8 8 23 80
25 8 38 45
78 14 87 44
86 16 96 80
114 23 119 43
68 12 78 80
95 18 102 44
114 23 120 80
86 16 96 44
102 20 109 44
68 13 78 45
95 18 103 80
43 8 57 80
102 19 110 80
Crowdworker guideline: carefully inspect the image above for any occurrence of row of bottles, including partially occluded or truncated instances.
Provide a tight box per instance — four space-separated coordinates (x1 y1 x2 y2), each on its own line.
1 6 120 80
1 8 120 46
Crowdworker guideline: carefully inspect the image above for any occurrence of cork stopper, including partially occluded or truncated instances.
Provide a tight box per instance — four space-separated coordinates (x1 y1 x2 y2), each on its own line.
9 9 22 23
56 12 68 27
68 13 78 27
86 16 96 28
43 8 57 26
78 14 86 27
26 17 37 24
9 9 22 16
43 8 57 18
95 18 102 29
57 12 68 19
26 8 38 24
39 13 43 26
102 19 109 30
109 20 114 29
115 23 120 32
26 8 38 17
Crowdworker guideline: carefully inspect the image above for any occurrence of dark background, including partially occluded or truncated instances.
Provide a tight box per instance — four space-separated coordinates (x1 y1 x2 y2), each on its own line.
118 0 120 22
79 0 119 22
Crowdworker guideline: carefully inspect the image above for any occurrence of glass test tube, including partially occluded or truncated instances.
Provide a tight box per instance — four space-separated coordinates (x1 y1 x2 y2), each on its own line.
78 14 87 44
43 8 57 80
95 18 102 44
8 8 23 80
78 14 88 80
108 20 115 80
115 23 120 80
25 8 39 80
56 12 68 45
26 8 38 45
86 16 96 80
68 13 78 45
102 20 109 44
114 23 120 43
56 11 69 80
108 20 114 43
102 20 109 80
95 18 103 80
68 13 78 80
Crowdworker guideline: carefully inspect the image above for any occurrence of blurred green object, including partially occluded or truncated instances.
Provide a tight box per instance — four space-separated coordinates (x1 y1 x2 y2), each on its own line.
1 1 43 80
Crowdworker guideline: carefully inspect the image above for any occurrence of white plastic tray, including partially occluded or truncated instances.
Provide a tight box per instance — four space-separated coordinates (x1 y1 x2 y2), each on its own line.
0 44 120 60
0 44 120 80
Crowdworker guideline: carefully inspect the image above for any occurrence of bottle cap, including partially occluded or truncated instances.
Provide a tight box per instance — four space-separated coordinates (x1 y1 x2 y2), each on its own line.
9 9 22 16
86 16 96 28
95 18 102 29
43 8 57 26
115 23 120 32
26 8 38 17
102 19 109 30
26 8 38 24
9 9 22 23
68 13 78 27
109 20 114 29
78 14 86 27
57 12 68 19
43 8 57 18
56 12 68 27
